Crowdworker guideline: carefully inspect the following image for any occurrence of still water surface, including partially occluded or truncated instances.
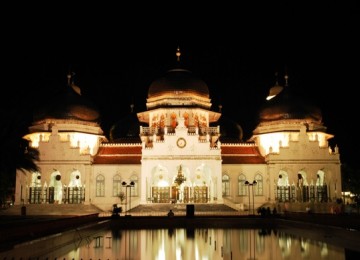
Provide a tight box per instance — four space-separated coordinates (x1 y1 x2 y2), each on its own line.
1 227 358 259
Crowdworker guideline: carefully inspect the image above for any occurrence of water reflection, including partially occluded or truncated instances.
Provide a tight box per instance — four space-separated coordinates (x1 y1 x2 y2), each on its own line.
0 227 356 259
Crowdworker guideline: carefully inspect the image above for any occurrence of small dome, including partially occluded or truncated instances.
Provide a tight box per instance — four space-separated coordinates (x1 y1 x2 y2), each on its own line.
33 82 100 123
258 85 322 123
266 83 283 100
211 116 243 143
109 106 143 143
148 68 209 99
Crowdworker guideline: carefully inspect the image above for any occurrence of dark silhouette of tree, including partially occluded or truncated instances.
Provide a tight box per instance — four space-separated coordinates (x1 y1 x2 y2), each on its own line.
16 140 40 173
0 108 39 206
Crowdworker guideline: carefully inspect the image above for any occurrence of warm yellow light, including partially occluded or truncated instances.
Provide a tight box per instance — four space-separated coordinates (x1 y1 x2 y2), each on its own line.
258 131 328 155
25 133 51 147
258 132 290 154
25 132 99 155
307 132 327 147
266 85 283 100
158 180 169 187
67 133 98 155
266 95 276 100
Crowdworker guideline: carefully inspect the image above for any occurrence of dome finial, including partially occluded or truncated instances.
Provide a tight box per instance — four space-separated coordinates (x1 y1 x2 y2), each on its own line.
284 73 289 87
284 67 289 87
218 104 222 112
176 46 181 62
130 103 134 113
67 72 72 86
67 71 81 95
67 71 76 86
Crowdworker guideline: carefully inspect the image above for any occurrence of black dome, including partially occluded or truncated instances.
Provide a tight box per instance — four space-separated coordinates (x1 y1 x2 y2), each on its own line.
212 116 243 143
258 85 322 123
33 83 100 123
148 68 209 98
109 111 143 143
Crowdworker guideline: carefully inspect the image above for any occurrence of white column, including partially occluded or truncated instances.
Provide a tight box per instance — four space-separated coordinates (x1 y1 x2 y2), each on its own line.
140 161 149 204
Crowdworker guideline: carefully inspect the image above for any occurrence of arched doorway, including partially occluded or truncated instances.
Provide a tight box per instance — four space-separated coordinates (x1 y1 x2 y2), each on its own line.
67 169 84 204
49 170 63 204
151 165 170 203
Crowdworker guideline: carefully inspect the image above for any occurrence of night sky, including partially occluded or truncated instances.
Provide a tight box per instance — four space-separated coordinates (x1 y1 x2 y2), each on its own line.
2 4 359 167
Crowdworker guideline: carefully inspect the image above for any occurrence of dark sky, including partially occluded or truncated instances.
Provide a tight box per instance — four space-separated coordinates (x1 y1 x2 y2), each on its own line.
2 4 359 167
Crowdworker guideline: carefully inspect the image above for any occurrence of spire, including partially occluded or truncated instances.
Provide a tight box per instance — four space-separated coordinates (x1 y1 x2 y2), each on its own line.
284 67 289 87
176 46 181 62
67 71 81 95
130 103 134 113
218 104 223 113
284 74 289 87
67 70 76 86
67 72 72 86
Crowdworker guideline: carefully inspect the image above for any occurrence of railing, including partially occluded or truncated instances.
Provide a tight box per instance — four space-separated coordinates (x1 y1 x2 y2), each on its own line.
99 210 249 218
140 126 220 136
276 185 328 203
28 186 85 204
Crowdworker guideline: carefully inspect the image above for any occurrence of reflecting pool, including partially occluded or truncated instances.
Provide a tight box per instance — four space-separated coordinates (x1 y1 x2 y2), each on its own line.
1 226 359 259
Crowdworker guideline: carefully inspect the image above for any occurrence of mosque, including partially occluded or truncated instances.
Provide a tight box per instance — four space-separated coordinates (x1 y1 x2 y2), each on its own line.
14 48 341 214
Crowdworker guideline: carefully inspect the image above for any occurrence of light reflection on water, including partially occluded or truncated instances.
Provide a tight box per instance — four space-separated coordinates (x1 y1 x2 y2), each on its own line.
1 227 356 259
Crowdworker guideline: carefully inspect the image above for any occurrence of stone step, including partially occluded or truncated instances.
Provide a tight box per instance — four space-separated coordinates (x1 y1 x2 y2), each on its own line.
0 204 103 216
1 203 237 216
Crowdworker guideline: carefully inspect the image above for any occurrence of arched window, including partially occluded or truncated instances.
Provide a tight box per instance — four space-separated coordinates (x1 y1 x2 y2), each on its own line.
316 169 325 186
297 169 309 186
316 169 327 202
130 175 139 196
222 174 230 196
113 174 122 197
254 174 263 196
277 170 290 202
277 170 289 186
30 172 42 204
297 170 309 202
96 174 105 197
238 174 247 196
31 172 42 187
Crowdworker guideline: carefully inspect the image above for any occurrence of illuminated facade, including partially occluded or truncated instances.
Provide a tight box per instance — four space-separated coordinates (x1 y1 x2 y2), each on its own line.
14 51 341 214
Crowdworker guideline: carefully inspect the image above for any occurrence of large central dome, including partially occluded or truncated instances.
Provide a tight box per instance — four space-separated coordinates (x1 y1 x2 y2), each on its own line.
146 68 212 110
146 47 212 110
148 68 210 98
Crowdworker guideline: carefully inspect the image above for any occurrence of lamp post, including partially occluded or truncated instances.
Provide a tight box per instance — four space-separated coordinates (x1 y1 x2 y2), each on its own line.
245 180 257 215
122 181 135 216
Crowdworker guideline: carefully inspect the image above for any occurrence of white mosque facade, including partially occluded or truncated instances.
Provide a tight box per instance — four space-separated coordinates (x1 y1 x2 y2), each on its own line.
14 54 341 214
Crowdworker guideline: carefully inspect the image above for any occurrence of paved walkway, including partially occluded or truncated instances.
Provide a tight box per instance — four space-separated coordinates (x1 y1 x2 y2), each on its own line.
0 203 241 217
125 203 239 215
1 203 359 231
